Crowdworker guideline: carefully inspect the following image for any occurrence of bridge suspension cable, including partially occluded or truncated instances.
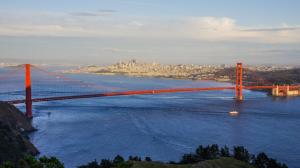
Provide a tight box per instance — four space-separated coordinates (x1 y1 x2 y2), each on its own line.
31 65 122 91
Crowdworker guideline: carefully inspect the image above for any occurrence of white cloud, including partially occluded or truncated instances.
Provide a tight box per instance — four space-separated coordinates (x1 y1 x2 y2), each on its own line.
0 11 300 43
70 9 117 17
184 17 300 43
0 24 88 36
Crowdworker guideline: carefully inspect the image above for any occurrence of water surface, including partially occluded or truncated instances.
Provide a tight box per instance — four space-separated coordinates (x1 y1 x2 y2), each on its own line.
1 70 299 167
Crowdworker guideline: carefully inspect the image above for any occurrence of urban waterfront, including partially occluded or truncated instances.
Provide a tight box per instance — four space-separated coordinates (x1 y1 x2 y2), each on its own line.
4 73 299 167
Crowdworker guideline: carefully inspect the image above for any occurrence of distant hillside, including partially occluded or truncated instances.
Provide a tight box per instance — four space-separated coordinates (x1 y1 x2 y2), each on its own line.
215 68 300 85
256 68 300 84
0 102 39 165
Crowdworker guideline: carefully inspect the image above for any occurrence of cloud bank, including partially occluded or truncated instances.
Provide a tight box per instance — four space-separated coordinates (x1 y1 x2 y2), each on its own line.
0 11 300 43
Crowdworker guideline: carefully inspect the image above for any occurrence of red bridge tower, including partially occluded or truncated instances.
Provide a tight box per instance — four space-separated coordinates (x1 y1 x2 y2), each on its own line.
236 63 243 101
25 64 32 118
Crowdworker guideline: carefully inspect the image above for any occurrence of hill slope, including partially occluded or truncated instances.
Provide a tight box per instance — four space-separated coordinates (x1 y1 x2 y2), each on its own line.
0 102 39 164
131 158 254 168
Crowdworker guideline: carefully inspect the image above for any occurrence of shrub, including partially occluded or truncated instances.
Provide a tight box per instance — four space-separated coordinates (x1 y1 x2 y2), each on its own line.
144 157 152 162
78 160 99 168
180 154 198 164
113 155 124 164
128 156 141 161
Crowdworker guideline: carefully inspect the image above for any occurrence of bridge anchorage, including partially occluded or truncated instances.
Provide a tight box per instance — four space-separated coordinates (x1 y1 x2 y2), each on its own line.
2 62 300 119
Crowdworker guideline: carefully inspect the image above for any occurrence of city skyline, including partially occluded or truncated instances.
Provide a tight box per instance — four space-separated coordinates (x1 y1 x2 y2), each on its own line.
0 0 300 65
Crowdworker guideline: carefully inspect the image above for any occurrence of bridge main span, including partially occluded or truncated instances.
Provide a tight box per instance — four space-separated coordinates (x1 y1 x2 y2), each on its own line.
21 63 245 118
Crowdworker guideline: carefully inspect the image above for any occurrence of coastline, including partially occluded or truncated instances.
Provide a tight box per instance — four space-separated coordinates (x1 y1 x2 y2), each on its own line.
0 102 39 165
66 71 231 83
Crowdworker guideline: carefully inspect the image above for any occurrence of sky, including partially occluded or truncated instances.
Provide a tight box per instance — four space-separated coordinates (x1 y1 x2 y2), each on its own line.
0 0 300 65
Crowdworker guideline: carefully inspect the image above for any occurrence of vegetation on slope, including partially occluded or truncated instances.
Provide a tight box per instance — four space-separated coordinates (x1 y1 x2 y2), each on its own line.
191 157 254 168
0 155 64 168
0 102 39 165
256 69 300 85
78 145 287 168
131 158 253 168
131 161 191 168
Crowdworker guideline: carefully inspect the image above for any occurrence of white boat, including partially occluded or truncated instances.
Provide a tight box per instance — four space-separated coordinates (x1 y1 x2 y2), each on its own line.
229 111 239 115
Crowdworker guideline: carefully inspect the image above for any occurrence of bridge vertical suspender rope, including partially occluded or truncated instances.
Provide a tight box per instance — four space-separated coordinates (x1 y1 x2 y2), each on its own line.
25 64 32 118
236 63 243 101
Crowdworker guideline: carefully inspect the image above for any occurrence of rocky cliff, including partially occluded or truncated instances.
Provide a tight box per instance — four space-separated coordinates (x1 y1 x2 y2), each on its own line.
0 102 39 164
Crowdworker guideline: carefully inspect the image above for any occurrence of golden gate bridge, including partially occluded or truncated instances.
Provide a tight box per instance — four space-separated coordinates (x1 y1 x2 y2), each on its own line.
1 63 299 119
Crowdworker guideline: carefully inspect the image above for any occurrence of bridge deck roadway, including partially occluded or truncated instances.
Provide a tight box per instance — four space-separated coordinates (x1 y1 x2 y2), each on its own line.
5 85 300 104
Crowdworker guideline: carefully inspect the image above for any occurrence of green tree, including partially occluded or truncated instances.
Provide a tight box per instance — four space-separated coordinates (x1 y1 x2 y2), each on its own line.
233 146 251 163
19 155 64 168
23 155 42 168
18 159 28 168
267 158 288 168
99 159 112 168
195 144 220 160
254 152 269 168
0 162 14 168
39 156 64 168
220 145 230 157
209 144 219 159
195 145 207 160
113 155 124 165
78 160 100 168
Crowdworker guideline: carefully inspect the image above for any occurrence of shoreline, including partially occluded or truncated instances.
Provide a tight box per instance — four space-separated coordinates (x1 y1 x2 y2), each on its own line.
66 71 231 82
